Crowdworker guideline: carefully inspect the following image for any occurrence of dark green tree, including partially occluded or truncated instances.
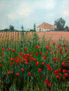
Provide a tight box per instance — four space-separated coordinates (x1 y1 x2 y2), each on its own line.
54 17 65 30
65 26 69 31
33 24 36 32
9 25 14 31
21 25 24 32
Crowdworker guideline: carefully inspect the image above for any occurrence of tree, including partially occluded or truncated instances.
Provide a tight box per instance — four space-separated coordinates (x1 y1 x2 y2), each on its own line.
54 18 65 30
21 25 24 32
9 25 14 31
33 24 36 32
65 26 69 31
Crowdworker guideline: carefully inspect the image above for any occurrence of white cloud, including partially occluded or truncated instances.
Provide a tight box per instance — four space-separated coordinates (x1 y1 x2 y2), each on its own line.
35 0 56 10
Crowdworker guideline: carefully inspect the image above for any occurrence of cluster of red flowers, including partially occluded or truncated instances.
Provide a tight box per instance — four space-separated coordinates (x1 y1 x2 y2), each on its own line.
0 42 69 88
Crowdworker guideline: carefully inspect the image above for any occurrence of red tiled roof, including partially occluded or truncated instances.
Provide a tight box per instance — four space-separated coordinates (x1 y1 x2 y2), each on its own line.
37 22 56 29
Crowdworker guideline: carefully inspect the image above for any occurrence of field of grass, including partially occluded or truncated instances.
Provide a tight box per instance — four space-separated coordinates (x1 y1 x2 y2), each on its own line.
0 32 69 91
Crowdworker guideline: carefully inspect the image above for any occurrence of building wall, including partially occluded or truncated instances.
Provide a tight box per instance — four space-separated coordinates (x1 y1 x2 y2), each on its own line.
36 28 54 32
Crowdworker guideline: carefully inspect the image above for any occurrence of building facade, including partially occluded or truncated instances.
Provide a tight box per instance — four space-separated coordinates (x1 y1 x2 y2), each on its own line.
36 22 56 32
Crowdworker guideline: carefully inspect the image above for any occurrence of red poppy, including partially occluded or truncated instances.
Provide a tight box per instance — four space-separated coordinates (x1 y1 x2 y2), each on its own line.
54 70 58 75
0 64 2 67
44 78 48 84
42 62 45 65
36 45 39 48
2 48 5 51
21 68 24 72
12 49 15 52
24 48 27 51
38 68 42 72
39 52 42 55
8 71 10 74
53 42 56 45
56 75 60 79
46 45 49 49
2 53 4 55
28 72 31 76
63 69 67 73
64 73 68 77
20 53 23 56
25 60 29 64
10 57 14 61
10 63 14 66
45 51 48 55
8 48 11 50
62 62 66 66
36 53 38 56
64 44 66 47
58 44 61 48
58 68 61 72
49 49 51 52
43 56 46 60
46 64 50 67
35 61 39 66
58 59 61 61
59 48 62 52
53 57 57 61
65 48 68 52
48 81 52 87
11 70 14 74
16 72 20 76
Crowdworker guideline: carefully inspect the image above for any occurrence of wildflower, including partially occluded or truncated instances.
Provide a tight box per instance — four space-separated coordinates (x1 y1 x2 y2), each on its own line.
8 71 10 74
58 59 61 61
48 81 52 87
46 64 50 67
63 69 67 73
65 48 68 52
0 64 2 67
36 53 38 56
12 49 15 52
16 72 20 76
35 61 39 66
59 48 62 52
43 56 46 60
39 52 42 55
38 68 42 72
53 42 56 45
62 62 66 66
20 53 23 56
58 44 61 48
25 60 29 64
64 73 68 77
58 68 61 72
53 57 57 61
21 68 24 72
46 45 49 49
10 57 14 61
44 78 48 84
36 45 39 48
2 53 4 55
10 63 14 66
2 48 5 51
28 72 31 76
11 70 14 74
24 48 27 51
54 70 58 75
56 75 60 79
8 48 11 50
42 62 45 65
64 44 66 47
45 51 48 55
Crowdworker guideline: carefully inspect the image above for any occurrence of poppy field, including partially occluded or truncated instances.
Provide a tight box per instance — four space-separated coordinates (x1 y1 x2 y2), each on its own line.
0 32 69 91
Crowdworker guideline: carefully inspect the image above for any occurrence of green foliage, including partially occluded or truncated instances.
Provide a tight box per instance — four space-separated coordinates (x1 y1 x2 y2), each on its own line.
54 17 65 30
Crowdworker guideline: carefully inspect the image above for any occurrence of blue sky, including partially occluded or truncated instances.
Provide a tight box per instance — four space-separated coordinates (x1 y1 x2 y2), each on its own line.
0 0 69 30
